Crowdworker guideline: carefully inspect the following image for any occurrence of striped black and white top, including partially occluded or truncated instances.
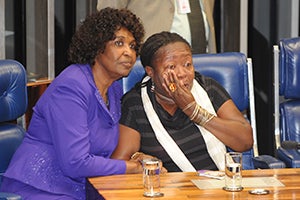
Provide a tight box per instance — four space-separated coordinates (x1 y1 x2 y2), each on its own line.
120 72 230 172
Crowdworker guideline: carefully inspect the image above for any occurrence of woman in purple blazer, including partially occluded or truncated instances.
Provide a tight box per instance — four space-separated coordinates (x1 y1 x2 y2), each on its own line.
0 7 145 200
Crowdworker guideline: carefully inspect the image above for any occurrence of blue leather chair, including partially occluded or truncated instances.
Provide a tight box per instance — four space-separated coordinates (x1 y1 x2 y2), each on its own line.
193 53 256 169
273 37 300 168
0 60 27 199
122 52 285 169
122 58 144 93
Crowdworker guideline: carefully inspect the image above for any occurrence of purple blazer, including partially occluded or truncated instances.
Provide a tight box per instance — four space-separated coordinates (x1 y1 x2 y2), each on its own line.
4 64 126 199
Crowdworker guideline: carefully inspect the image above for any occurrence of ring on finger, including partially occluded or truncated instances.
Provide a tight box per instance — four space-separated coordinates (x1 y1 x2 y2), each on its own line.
169 83 177 92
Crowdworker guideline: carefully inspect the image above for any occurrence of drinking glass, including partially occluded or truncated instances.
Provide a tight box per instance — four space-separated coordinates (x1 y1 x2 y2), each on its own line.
142 158 164 197
223 152 243 191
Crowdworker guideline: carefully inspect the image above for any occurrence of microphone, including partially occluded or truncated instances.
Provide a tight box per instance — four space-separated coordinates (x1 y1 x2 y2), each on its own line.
281 140 300 149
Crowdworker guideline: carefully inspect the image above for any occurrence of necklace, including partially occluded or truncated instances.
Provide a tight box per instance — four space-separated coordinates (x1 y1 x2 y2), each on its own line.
155 91 175 104
105 98 110 108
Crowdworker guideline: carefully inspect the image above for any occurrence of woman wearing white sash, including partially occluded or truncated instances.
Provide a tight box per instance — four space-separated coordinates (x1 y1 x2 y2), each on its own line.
112 32 253 172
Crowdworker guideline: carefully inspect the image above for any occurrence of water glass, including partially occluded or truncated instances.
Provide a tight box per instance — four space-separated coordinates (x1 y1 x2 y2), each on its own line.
223 152 243 191
142 158 164 197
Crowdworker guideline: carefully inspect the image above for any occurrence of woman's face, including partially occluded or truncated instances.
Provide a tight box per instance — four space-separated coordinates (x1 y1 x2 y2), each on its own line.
148 42 194 97
95 27 137 80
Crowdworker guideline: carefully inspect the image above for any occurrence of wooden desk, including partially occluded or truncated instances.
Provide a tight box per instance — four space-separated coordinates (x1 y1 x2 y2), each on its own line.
26 79 52 129
89 168 300 199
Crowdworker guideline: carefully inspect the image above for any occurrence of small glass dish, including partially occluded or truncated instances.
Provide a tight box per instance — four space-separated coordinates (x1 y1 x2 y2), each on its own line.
248 189 270 195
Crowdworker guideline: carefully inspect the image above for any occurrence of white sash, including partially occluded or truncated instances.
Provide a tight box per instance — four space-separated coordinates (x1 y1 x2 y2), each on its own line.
141 76 226 171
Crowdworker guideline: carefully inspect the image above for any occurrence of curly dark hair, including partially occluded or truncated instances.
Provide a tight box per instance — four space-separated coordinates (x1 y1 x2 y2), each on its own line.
140 31 191 68
68 7 145 65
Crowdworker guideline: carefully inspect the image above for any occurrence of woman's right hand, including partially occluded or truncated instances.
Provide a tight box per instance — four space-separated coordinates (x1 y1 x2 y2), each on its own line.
127 152 168 174
162 69 195 110
125 160 144 174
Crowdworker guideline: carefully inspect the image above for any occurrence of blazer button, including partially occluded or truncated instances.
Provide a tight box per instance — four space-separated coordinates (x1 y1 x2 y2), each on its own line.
101 152 108 157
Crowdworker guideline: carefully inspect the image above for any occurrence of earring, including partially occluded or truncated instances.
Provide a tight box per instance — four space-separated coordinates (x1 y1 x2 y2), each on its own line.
150 81 155 92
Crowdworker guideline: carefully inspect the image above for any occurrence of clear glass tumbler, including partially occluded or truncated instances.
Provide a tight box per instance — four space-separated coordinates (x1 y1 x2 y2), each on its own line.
142 158 164 197
223 152 243 191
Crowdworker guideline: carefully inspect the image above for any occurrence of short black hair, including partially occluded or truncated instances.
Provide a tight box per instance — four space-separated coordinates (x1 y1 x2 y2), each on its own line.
68 7 145 65
140 31 191 68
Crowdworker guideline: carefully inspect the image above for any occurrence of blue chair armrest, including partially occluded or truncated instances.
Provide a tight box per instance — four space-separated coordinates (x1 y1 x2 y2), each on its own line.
0 174 22 200
277 147 300 168
241 150 254 170
252 155 286 169
0 192 22 200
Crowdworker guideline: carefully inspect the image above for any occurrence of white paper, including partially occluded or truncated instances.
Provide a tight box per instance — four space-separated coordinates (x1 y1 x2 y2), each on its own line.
191 177 285 190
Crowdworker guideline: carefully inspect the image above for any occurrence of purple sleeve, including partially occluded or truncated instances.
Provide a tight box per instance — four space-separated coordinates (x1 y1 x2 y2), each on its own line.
43 78 126 178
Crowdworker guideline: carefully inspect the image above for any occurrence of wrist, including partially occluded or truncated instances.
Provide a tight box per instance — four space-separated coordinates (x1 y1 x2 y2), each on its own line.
125 160 143 174
189 104 214 126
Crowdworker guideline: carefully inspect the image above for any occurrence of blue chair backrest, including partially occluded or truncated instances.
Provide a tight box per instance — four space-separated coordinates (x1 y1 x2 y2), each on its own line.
0 60 28 121
280 101 300 142
192 53 249 112
193 53 255 169
273 38 300 168
122 59 145 94
279 38 300 99
278 38 300 142
0 60 27 189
